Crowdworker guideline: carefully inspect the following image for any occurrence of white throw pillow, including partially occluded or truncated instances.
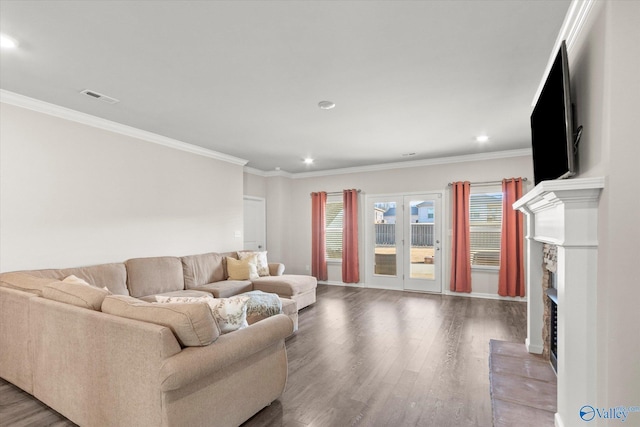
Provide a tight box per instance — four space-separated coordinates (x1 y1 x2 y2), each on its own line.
63 275 92 286
238 251 270 277
64 274 112 293
156 294 250 334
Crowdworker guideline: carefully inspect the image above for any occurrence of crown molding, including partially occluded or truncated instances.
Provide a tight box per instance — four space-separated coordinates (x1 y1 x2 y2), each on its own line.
243 166 294 178
0 90 248 166
532 0 597 106
287 148 532 179
245 149 532 179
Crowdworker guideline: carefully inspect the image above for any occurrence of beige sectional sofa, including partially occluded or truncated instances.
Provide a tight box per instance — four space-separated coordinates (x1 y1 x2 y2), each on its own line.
0 251 317 427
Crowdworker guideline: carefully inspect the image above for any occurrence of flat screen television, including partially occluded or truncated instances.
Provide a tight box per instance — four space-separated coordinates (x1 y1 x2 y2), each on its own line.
530 40 579 185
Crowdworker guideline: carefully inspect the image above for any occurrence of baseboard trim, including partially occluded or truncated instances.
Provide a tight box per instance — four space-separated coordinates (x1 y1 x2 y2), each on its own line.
319 281 364 288
443 290 528 302
318 282 528 302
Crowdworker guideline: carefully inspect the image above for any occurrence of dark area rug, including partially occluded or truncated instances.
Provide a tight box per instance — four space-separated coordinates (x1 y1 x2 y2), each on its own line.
489 340 557 427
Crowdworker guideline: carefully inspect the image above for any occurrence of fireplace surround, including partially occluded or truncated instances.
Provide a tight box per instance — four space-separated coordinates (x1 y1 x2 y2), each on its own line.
513 177 604 427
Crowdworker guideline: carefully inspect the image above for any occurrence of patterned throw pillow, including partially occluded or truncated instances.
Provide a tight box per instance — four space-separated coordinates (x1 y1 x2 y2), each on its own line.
155 294 250 334
226 256 259 280
155 295 213 303
238 251 270 277
204 296 250 333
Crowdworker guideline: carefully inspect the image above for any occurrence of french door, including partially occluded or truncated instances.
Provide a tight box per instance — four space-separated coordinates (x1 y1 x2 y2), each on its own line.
365 193 442 292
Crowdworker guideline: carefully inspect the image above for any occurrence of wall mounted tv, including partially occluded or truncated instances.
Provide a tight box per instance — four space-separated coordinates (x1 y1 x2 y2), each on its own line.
530 40 581 185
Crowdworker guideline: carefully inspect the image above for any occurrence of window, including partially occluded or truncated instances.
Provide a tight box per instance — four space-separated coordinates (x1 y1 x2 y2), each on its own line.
325 199 344 260
469 190 502 267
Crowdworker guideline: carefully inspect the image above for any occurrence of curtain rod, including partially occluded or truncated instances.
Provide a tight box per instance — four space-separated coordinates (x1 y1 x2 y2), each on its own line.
447 178 528 187
310 189 362 196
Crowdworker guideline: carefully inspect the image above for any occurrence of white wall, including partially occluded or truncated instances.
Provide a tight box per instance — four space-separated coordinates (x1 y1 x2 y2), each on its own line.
568 0 640 415
254 154 533 297
243 171 267 198
0 102 245 272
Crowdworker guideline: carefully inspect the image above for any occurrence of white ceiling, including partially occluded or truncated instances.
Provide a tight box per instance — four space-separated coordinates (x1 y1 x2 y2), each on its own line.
0 0 570 174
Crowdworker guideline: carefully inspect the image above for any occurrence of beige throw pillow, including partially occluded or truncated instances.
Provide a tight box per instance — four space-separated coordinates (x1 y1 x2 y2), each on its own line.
238 251 270 277
226 256 259 280
156 294 250 334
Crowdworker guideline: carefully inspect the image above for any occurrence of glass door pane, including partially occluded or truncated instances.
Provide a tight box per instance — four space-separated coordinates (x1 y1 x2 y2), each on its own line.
403 194 441 293
374 201 397 276
408 200 435 280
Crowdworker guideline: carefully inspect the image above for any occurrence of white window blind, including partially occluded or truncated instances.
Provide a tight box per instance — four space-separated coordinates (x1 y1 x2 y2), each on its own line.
469 191 502 267
325 200 344 260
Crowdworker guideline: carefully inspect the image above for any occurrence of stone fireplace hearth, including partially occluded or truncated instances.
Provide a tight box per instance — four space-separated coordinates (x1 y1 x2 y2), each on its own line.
513 177 604 427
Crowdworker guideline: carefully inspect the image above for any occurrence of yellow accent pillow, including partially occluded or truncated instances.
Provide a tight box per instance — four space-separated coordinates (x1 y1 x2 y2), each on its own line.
226 256 259 280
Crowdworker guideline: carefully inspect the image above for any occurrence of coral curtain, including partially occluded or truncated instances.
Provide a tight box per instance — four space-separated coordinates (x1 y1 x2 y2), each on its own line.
311 192 328 281
450 181 472 293
342 189 360 283
498 178 525 297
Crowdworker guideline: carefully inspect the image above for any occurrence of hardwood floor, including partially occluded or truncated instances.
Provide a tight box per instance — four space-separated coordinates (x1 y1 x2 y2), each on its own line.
0 285 526 427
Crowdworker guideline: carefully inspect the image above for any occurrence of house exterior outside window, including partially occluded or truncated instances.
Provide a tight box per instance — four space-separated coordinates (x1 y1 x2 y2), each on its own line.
469 189 503 267
325 198 343 261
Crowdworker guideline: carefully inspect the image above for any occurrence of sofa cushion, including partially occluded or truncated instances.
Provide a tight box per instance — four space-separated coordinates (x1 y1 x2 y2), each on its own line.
251 275 317 297
191 280 253 298
20 263 129 295
0 272 60 296
102 295 219 347
226 257 259 281
42 279 111 311
126 257 184 298
181 252 226 289
59 263 129 295
238 251 270 276
156 295 250 334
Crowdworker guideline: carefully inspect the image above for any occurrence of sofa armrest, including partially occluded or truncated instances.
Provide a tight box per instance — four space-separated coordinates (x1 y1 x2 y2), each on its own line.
159 313 293 391
268 263 285 276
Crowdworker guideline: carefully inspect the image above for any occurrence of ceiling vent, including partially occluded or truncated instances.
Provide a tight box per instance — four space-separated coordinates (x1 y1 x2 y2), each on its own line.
80 89 120 104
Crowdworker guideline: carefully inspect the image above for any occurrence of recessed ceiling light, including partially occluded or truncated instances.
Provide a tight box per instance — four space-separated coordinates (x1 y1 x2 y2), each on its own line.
0 34 19 49
318 101 335 110
476 135 490 143
303 158 314 164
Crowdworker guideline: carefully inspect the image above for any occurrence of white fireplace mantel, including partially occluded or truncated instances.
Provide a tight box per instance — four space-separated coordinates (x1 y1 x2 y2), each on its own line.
513 176 604 427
